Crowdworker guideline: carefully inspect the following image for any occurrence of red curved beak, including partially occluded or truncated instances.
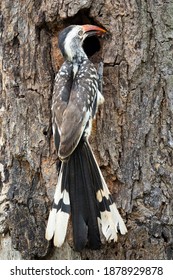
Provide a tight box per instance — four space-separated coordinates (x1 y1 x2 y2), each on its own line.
82 24 106 36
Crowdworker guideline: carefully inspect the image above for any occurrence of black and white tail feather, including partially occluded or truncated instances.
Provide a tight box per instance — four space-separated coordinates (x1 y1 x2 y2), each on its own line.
46 140 127 250
45 24 127 251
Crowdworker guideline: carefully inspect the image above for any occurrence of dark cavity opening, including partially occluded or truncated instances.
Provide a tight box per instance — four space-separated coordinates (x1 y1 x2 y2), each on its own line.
64 9 103 58
83 35 101 57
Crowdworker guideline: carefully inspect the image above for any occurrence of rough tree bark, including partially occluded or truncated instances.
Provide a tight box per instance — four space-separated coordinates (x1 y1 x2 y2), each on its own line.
0 0 173 260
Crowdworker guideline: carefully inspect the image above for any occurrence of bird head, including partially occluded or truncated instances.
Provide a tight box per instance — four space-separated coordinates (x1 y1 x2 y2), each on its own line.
58 25 106 61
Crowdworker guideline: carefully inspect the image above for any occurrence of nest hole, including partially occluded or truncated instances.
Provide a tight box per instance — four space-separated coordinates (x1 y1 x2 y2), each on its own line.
65 9 103 58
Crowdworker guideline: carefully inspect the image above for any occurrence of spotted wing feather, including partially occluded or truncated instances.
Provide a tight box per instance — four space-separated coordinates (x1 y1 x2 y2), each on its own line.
52 61 73 151
58 59 99 159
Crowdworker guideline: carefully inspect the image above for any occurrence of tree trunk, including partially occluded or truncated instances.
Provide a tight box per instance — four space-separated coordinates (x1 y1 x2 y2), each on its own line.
0 0 173 260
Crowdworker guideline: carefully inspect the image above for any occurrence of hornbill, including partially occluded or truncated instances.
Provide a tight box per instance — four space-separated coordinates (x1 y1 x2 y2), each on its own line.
45 24 127 251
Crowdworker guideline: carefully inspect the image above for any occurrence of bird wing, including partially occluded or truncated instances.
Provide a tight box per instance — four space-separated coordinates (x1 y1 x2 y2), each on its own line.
58 60 99 159
52 61 73 151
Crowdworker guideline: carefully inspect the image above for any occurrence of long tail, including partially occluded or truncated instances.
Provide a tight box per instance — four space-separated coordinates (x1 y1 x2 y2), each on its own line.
45 140 127 251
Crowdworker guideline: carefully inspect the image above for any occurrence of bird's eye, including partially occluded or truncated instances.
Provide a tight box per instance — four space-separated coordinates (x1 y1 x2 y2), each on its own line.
78 30 83 37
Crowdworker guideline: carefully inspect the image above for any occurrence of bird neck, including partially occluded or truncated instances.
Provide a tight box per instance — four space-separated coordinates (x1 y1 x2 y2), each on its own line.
70 47 87 63
70 48 88 77
64 35 87 65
